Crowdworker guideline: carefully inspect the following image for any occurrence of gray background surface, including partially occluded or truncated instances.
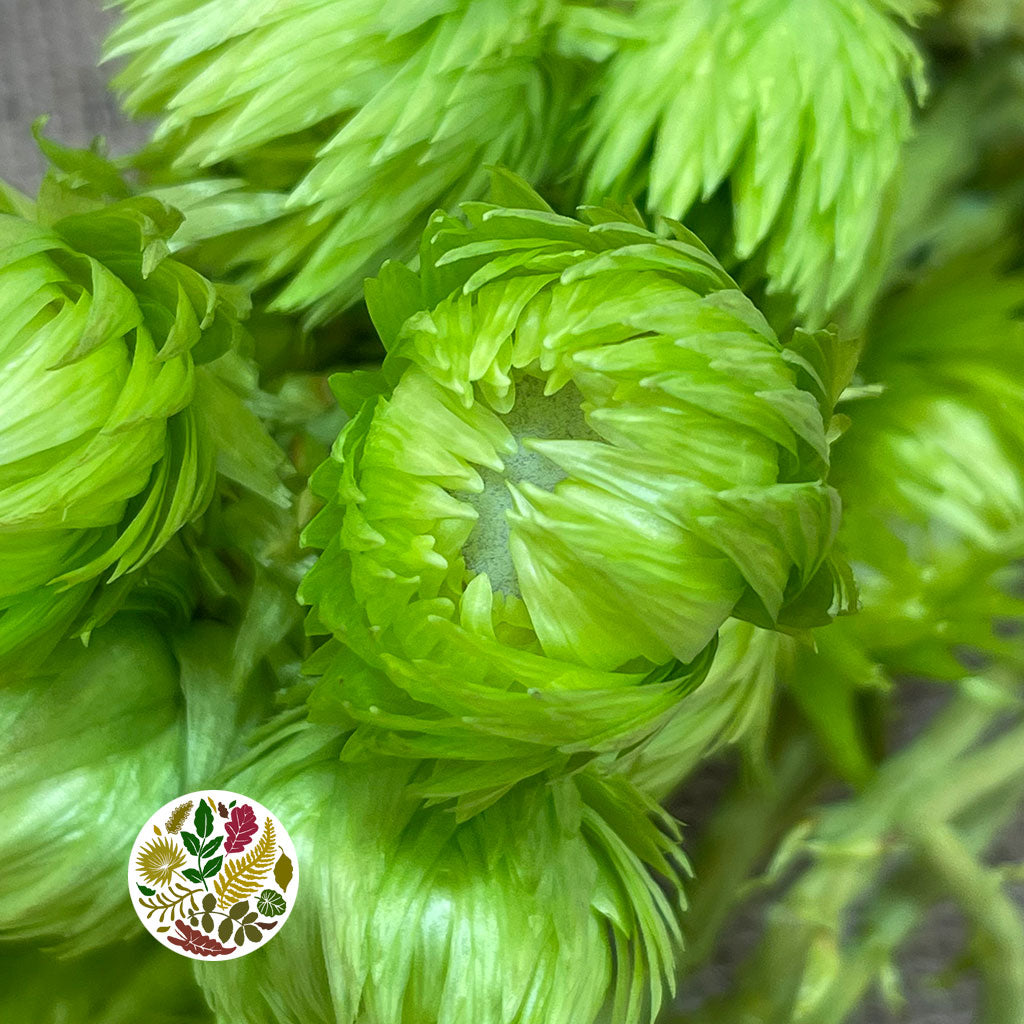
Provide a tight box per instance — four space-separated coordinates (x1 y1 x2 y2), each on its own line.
0 3 1018 1022
0 1 144 190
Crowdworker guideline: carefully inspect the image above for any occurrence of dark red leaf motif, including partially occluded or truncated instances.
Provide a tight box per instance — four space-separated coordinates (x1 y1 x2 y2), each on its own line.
223 804 259 853
255 921 279 931
167 920 236 957
217 801 229 819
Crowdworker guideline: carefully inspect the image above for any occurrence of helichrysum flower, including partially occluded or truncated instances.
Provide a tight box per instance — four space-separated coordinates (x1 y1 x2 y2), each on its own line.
0 614 184 953
0 164 287 674
196 726 685 1024
580 0 926 320
104 0 577 324
832 245 1024 676
780 244 1024 783
299 174 849 808
0 940 212 1024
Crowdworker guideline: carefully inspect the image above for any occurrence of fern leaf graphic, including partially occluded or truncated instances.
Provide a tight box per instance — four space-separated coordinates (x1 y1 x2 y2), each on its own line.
137 882 202 923
213 817 276 909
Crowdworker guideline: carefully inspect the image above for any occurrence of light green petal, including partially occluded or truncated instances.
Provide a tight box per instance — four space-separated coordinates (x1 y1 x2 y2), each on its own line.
301 179 847 799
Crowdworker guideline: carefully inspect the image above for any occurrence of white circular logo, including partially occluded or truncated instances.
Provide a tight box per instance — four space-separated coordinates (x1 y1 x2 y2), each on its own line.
128 790 298 960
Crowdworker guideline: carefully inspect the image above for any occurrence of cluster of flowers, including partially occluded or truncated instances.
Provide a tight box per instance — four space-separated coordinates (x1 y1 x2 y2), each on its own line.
3 1 1024 1022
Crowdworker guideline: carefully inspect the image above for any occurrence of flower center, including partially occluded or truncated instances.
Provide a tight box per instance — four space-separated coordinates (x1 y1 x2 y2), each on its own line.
458 374 601 596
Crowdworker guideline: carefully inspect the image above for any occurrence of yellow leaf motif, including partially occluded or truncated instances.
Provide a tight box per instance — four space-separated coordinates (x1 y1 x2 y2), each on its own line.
137 836 186 887
213 817 276 909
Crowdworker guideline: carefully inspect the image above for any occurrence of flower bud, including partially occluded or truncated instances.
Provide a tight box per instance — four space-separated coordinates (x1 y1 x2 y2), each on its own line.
0 940 210 1024
832 247 1024 673
196 726 685 1024
300 176 848 806
105 0 576 323
0 172 286 673
0 614 183 953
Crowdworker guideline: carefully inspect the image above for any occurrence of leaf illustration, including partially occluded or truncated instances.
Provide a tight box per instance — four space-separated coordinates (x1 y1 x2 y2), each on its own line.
207 797 217 811
200 836 223 858
194 800 214 839
257 889 287 917
181 831 201 856
228 900 250 920
137 883 156 896
137 883 202 923
167 920 236 957
273 850 293 892
182 868 204 884
153 825 162 835
214 817 276 909
156 926 170 933
217 801 229 819
136 837 187 887
202 855 224 879
218 917 233 942
224 804 258 853
255 921 279 931
165 800 194 834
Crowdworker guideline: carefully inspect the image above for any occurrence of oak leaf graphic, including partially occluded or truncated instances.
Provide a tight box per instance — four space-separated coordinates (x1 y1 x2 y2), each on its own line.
167 920 236 957
224 804 259 853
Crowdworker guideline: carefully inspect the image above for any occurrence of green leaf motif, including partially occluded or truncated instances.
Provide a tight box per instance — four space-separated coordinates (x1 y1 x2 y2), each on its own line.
200 836 223 858
202 855 224 879
137 883 156 896
256 889 287 917
229 900 249 920
181 831 201 856
194 799 214 839
182 868 204 884
218 917 233 942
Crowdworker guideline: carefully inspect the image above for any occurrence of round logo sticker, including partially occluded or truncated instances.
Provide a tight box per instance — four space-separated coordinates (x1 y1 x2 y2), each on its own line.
129 790 298 960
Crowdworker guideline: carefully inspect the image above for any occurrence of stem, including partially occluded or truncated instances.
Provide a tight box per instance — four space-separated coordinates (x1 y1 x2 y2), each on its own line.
678 733 823 973
907 814 1024 1024
673 691 1024 1024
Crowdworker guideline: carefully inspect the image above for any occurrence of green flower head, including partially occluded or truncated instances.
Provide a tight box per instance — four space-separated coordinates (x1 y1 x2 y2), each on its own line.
580 0 926 320
197 726 685 1024
831 245 1024 676
106 0 576 324
300 175 849 806
0 614 183 953
0 161 287 674
0 940 211 1024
